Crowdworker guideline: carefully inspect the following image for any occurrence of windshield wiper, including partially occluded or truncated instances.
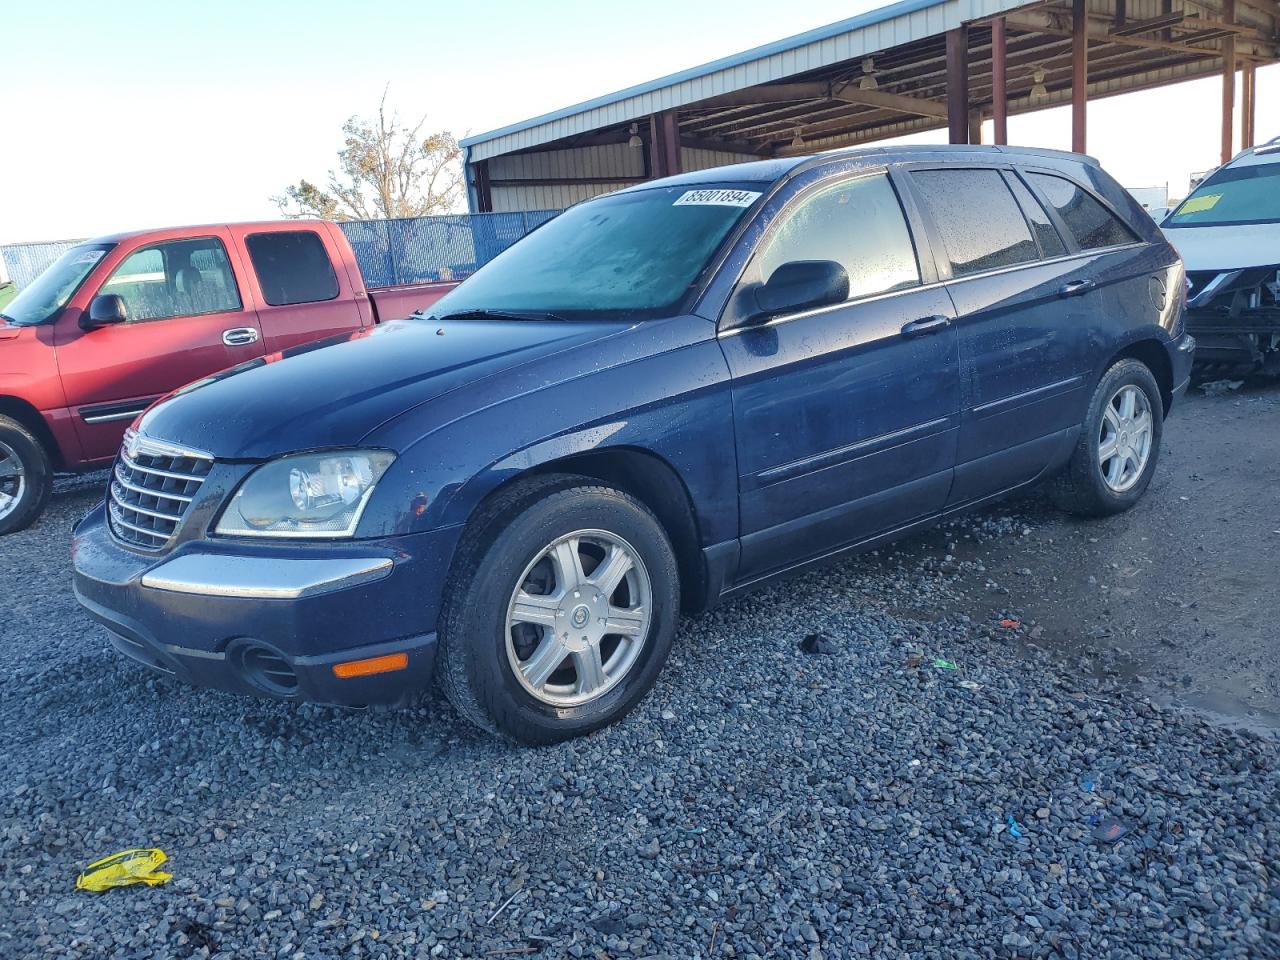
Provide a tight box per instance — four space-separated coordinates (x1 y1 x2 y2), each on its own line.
430 308 572 323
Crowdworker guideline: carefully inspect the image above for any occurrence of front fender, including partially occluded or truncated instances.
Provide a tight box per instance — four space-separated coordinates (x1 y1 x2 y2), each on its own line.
356 322 737 547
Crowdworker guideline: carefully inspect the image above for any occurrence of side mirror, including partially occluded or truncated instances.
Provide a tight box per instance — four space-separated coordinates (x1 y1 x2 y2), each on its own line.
83 293 128 329
750 260 849 323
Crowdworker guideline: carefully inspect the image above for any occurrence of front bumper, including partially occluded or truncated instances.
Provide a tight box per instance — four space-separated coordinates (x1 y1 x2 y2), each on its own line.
71 504 461 706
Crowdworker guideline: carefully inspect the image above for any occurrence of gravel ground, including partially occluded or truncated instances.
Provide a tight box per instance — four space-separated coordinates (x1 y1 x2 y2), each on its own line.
1 396 1278 959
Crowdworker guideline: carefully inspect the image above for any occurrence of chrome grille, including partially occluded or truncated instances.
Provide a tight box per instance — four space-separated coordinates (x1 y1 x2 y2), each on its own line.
108 431 213 550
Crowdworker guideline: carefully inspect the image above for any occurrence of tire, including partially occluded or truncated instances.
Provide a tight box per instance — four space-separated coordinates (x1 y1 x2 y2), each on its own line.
1050 358 1164 517
437 474 680 745
0 415 53 536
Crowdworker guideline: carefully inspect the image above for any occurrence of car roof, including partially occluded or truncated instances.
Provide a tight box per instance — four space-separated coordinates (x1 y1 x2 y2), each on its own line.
1225 137 1280 168
88 221 329 244
615 143 1097 195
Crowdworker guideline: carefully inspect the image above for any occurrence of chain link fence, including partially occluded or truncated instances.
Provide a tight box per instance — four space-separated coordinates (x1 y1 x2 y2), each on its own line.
0 239 86 290
0 211 561 293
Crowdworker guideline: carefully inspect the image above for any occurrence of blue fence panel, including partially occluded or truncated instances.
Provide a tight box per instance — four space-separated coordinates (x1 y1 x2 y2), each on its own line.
0 240 86 289
337 210 559 288
1 211 561 293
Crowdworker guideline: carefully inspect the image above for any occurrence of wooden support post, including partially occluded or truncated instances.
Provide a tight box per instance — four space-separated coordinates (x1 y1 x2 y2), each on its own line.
473 160 493 213
649 110 683 178
1072 0 1088 153
1221 0 1237 164
1242 61 1256 149
992 18 1008 145
969 110 985 145
946 27 970 144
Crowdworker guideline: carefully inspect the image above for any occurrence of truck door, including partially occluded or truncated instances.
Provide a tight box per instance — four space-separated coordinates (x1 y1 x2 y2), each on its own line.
235 225 366 354
717 170 960 582
55 231 264 462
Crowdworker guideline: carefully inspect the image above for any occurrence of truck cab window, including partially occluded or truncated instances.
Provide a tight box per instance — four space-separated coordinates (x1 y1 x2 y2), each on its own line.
245 231 340 306
101 238 241 322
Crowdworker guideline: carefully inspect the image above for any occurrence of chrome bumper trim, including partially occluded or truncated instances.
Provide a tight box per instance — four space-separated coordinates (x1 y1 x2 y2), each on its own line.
140 554 394 600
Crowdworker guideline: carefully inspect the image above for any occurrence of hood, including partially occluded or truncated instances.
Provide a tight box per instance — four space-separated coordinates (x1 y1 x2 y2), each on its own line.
137 316 627 459
1161 222 1280 272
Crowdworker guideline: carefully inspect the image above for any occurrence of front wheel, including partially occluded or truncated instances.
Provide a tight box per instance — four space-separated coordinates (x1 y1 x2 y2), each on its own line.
437 475 680 744
0 415 53 536
1050 358 1164 517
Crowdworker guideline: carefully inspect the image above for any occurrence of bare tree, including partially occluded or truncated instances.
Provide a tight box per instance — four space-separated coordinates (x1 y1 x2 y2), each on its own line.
274 88 465 221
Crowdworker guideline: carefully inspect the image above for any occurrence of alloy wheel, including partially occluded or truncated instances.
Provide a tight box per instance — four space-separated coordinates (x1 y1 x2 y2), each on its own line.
0 440 26 523
505 529 652 707
1098 384 1153 493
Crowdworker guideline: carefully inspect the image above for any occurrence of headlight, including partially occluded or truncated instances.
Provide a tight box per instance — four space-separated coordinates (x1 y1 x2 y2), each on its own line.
215 450 395 538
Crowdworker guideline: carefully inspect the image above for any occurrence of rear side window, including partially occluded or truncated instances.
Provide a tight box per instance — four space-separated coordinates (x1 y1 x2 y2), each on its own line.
1027 173 1138 250
1007 176 1066 258
912 169 1038 277
245 231 339 306
756 173 920 301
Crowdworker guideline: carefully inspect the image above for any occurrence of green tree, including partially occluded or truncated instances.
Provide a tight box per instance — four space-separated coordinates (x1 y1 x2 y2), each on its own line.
274 89 464 221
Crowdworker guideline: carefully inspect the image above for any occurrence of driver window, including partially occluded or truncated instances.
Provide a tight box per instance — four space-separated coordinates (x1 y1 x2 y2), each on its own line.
756 173 921 302
101 238 241 322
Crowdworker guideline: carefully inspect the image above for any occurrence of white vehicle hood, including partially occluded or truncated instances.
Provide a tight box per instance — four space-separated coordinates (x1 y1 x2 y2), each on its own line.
1162 222 1280 271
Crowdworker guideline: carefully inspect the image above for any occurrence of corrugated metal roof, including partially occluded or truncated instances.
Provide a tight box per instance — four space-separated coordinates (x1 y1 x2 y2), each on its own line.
462 0 1037 161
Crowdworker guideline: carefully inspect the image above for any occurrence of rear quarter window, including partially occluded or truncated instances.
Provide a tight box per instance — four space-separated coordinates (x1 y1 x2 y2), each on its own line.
1027 173 1139 250
245 231 340 306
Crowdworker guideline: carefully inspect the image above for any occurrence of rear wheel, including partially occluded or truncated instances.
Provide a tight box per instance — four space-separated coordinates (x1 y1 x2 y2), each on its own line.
437 475 679 744
1050 359 1163 516
0 416 53 536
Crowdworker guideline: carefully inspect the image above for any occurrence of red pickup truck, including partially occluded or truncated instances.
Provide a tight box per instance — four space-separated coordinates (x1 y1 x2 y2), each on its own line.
0 220 456 533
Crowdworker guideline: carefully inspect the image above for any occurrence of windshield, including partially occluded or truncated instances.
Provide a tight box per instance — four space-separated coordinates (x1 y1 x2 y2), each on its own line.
428 183 764 321
1166 164 1280 228
0 243 114 326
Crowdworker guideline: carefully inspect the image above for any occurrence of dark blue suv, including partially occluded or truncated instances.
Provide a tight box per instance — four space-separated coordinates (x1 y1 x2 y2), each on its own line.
72 146 1195 743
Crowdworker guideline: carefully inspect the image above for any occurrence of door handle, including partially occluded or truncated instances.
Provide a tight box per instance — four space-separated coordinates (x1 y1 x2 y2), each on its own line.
900 315 952 338
1058 279 1096 298
222 327 260 346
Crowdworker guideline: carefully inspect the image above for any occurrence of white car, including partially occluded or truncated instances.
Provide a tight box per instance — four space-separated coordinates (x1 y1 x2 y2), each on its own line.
1162 137 1280 376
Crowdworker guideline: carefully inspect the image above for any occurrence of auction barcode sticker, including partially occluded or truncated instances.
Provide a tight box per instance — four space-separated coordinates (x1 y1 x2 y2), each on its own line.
673 189 762 207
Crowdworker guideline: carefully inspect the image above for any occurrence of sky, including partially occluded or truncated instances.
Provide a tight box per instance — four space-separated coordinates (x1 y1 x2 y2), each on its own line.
1 0 1276 244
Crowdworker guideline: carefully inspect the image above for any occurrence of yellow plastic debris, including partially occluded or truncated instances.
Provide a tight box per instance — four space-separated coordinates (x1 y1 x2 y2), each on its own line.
75 849 172 892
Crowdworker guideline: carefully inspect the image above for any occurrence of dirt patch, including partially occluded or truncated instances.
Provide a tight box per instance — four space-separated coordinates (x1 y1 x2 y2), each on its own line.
874 380 1280 733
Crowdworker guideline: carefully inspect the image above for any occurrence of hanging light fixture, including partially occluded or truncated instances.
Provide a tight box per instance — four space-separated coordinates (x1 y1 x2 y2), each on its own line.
791 128 806 149
627 122 643 148
858 57 879 91
1029 68 1048 102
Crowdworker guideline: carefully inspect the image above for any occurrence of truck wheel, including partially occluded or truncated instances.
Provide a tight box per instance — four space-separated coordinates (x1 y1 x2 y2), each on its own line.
1050 359 1163 517
437 474 680 745
0 415 53 535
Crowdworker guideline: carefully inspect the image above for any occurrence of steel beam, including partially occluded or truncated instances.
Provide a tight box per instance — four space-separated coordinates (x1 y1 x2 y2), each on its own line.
649 110 682 178
1242 61 1257 148
946 27 970 144
992 18 1009 144
1072 0 1088 153
473 160 493 213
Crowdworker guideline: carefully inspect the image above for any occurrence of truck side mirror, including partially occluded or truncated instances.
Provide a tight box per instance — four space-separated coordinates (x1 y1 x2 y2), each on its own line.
749 260 849 323
83 294 128 329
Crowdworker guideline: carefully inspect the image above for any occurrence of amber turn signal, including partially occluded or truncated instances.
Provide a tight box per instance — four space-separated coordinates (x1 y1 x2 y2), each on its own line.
332 652 409 679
